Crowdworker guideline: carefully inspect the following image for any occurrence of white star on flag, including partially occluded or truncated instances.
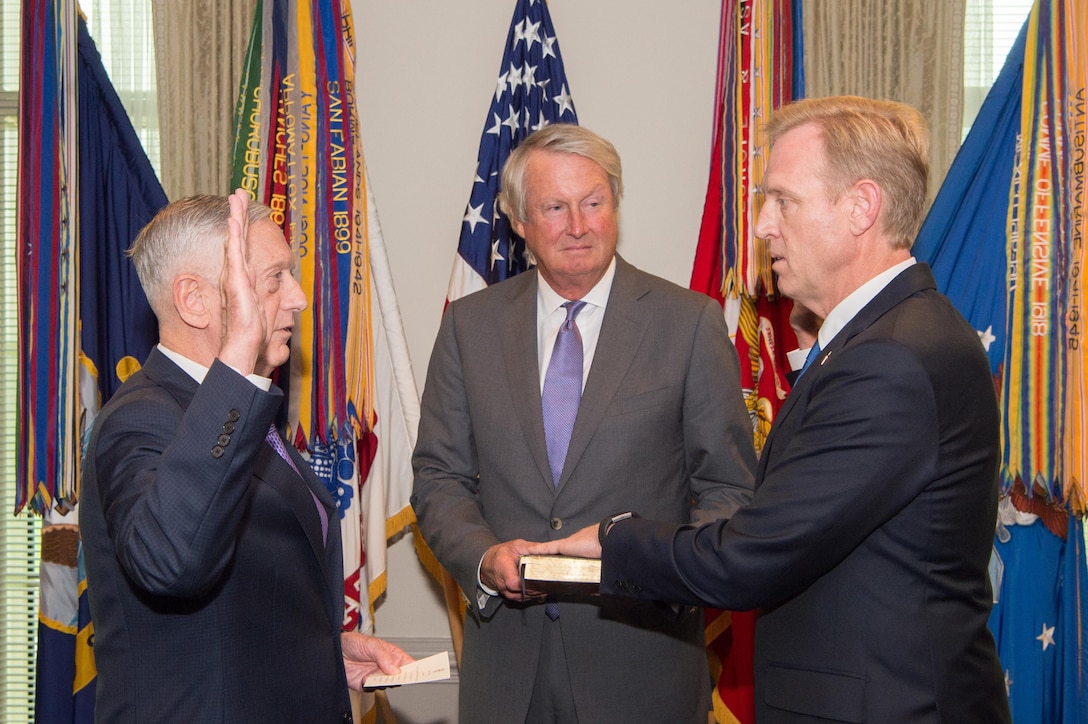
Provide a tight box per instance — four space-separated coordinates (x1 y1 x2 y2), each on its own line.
464 203 488 233
977 325 996 351
1036 622 1056 651
553 84 574 116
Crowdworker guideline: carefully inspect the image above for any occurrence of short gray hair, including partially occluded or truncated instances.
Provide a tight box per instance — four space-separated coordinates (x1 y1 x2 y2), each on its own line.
128 195 272 316
498 124 623 224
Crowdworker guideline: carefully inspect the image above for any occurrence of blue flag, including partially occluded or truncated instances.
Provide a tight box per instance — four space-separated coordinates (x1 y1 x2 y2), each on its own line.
914 15 1088 722
33 15 166 724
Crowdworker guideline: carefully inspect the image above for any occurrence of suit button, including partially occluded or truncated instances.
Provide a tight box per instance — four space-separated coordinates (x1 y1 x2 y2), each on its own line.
217 433 231 446
550 518 563 530
211 445 225 458
222 421 236 433
227 409 241 421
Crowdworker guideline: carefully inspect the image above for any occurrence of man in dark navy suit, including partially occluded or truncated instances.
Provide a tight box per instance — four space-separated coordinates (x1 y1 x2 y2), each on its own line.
80 190 410 722
531 97 1012 723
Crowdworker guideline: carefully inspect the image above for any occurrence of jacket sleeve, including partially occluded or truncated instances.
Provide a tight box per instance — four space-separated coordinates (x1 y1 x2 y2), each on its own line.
603 339 941 610
88 361 282 598
683 296 757 525
411 304 503 611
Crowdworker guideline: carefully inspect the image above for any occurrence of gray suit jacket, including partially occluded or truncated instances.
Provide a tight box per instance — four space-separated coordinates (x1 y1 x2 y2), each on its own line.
80 349 352 723
412 256 756 723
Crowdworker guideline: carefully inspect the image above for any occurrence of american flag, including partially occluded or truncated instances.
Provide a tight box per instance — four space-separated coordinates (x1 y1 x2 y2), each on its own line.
446 0 578 302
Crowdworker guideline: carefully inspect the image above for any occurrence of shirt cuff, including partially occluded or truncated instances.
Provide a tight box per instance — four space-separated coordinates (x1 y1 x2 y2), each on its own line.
477 557 499 597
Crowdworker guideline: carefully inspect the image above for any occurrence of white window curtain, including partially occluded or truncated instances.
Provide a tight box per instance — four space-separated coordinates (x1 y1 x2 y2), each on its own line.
82 0 161 174
802 0 966 203
152 0 258 199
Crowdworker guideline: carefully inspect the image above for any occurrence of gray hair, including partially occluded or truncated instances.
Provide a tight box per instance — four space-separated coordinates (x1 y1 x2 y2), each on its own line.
498 123 623 224
128 195 271 316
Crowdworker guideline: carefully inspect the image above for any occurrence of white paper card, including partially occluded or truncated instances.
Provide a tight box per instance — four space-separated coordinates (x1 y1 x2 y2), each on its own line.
364 651 451 688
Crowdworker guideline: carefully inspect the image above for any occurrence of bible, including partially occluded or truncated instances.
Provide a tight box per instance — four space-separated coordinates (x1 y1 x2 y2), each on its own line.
519 554 601 589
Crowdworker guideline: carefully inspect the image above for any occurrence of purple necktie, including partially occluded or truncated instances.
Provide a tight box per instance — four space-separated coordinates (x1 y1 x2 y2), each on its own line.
542 301 587 487
266 425 328 544
541 301 585 622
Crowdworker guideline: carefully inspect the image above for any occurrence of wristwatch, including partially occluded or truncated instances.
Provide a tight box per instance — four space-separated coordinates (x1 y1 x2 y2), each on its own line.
598 511 638 546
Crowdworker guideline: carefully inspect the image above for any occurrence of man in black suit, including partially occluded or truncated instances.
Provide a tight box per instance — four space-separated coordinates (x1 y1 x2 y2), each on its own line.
530 97 1012 722
80 190 411 722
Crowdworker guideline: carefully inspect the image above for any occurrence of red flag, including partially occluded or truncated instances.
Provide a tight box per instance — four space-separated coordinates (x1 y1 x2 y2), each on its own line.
690 2 803 722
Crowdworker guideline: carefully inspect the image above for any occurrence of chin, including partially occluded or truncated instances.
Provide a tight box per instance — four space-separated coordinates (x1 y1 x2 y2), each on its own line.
260 349 292 373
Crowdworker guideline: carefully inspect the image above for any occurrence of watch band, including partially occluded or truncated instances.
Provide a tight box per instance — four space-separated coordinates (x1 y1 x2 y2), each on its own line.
598 511 637 547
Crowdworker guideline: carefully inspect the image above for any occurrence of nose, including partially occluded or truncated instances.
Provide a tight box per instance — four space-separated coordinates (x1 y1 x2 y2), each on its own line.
753 200 776 240
286 274 308 312
566 208 587 238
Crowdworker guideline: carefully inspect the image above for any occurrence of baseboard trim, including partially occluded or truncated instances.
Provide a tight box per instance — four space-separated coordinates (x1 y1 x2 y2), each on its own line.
381 636 459 684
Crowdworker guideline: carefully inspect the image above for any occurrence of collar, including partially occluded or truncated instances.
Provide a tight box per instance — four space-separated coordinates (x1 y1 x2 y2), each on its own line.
817 257 917 350
537 256 617 312
157 344 272 391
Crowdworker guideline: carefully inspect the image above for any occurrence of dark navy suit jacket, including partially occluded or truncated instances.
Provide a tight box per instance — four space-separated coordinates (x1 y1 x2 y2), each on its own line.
601 264 1011 723
80 349 351 723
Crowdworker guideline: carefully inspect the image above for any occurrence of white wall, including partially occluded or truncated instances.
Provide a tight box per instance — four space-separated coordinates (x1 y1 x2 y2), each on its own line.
354 1 722 720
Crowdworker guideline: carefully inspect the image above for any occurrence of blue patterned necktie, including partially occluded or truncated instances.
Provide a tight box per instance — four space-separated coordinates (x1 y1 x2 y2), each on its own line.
541 300 587 487
267 425 328 544
797 341 822 379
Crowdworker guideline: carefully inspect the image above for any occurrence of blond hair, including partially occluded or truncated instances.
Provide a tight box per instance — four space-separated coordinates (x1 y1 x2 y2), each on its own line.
766 96 929 249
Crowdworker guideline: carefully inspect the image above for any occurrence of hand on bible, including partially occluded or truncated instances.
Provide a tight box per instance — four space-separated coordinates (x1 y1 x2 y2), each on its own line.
525 523 601 559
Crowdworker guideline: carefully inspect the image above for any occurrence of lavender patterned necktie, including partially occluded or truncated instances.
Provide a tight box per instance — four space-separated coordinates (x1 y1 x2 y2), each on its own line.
542 301 587 487
540 301 585 622
266 425 328 544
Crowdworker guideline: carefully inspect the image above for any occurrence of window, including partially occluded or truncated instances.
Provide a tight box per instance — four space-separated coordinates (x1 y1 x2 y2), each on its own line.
0 2 40 721
0 3 158 721
962 0 1036 138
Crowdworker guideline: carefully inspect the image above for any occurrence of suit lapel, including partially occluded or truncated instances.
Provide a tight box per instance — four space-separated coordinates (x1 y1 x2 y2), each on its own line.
558 257 650 490
760 264 938 469
499 271 556 489
146 348 340 605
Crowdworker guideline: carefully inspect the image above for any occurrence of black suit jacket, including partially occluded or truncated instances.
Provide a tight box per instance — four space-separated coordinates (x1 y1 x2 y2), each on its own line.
80 349 352 723
601 264 1011 722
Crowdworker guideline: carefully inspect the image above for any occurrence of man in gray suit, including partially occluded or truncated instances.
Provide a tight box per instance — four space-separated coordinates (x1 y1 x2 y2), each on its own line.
80 191 411 722
411 124 756 723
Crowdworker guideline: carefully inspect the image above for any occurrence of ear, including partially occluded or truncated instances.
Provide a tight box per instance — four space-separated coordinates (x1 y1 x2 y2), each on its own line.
511 216 527 239
848 180 881 236
173 274 213 330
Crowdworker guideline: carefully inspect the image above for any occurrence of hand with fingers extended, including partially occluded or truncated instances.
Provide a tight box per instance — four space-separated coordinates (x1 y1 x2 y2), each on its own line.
216 188 269 376
524 524 601 560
